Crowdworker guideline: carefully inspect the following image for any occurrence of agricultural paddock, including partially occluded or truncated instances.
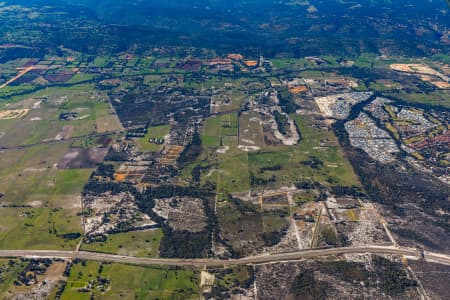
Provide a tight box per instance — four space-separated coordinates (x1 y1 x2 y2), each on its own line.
185 112 358 195
248 114 359 190
81 229 163 257
0 142 91 250
0 85 115 147
0 206 82 250
239 111 265 151
0 109 29 119
60 261 199 300
137 124 170 152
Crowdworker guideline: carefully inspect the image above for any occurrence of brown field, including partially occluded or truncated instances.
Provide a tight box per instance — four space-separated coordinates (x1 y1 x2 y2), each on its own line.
160 145 184 165
0 109 30 119
431 81 450 89
238 111 265 151
96 113 123 133
114 164 148 182
244 60 258 67
289 85 308 94
262 193 289 206
390 63 449 82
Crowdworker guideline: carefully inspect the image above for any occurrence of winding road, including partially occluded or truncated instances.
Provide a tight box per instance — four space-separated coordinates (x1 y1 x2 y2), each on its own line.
0 245 449 268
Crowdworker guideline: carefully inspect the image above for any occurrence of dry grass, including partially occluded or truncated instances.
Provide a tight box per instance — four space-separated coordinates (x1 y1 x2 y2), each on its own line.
0 109 30 119
289 85 308 94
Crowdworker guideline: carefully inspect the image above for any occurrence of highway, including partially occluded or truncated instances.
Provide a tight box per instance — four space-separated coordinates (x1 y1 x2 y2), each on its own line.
1 246 449 268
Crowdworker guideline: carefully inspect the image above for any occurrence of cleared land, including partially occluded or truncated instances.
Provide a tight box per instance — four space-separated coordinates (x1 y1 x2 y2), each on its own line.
0 84 113 148
183 112 358 195
61 260 199 300
239 111 265 151
248 114 359 189
137 124 170 152
205 113 250 195
0 109 29 119
81 229 163 257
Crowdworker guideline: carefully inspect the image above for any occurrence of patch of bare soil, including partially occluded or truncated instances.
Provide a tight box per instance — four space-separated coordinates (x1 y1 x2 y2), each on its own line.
58 148 108 169
153 197 208 232
54 125 74 141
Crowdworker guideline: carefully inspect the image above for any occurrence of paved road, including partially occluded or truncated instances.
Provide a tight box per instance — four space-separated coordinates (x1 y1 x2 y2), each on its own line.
0 246 449 267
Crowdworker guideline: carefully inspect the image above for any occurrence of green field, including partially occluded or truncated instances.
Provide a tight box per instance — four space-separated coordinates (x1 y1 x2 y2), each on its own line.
0 207 82 250
0 142 92 250
217 136 250 195
0 259 25 298
202 115 223 147
0 79 121 251
81 229 163 257
183 112 359 195
143 74 164 88
199 113 250 195
247 114 359 189
271 58 317 70
137 124 170 152
388 91 450 108
353 54 414 69
61 261 199 300
0 143 92 205
0 84 113 147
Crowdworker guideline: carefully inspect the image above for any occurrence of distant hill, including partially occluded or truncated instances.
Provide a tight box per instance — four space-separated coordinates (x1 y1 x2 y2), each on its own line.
5 0 450 58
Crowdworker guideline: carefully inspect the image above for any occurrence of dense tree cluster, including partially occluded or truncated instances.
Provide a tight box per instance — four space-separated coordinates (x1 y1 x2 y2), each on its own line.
273 111 290 135
276 87 298 114
373 257 417 294
134 185 216 258
177 132 202 167
291 271 327 300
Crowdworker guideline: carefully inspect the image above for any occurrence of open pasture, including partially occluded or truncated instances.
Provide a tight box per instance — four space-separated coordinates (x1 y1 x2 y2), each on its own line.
61 260 199 300
248 114 359 189
0 142 92 250
137 124 170 152
239 111 265 151
0 84 116 147
81 229 163 258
